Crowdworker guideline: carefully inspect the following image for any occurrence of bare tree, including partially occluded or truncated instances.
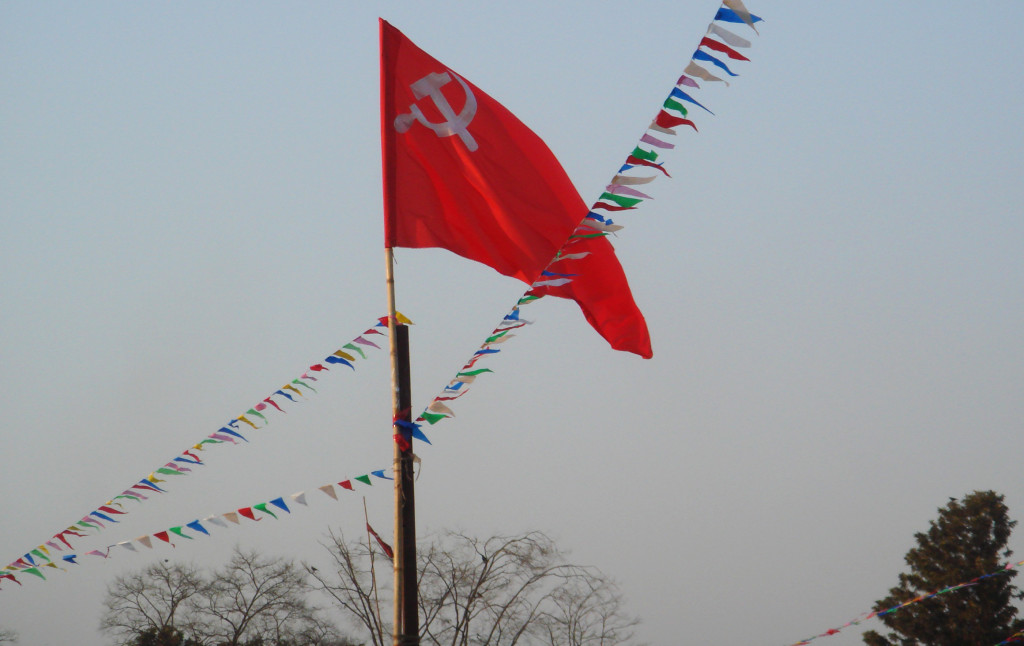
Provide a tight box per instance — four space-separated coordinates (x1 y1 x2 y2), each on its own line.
100 549 344 646
100 561 207 646
0 627 16 644
307 529 389 646
308 530 640 646
191 547 332 646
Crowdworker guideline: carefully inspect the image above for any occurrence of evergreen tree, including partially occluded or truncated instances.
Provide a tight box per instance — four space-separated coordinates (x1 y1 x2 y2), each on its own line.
863 491 1024 646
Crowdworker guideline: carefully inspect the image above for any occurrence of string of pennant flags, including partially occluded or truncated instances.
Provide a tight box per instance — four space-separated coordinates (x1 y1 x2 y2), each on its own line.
2 315 408 579
786 559 1024 646
10 6 1022 646
406 1 762 434
0 470 393 587
3 0 764 594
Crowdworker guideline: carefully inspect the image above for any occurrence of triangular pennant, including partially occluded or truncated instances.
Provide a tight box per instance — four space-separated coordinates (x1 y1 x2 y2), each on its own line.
168 526 193 540
237 507 260 522
722 0 760 31
683 60 726 85
246 408 268 423
699 35 750 61
219 427 249 442
419 411 447 425
269 497 290 513
427 401 455 417
707 23 751 48
186 520 210 536
253 503 278 519
693 50 738 77
354 335 382 349
237 415 259 429
204 515 229 529
292 378 317 393
324 356 355 369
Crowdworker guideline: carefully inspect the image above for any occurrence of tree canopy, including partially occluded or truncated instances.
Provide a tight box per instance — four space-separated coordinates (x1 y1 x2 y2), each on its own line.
863 490 1024 646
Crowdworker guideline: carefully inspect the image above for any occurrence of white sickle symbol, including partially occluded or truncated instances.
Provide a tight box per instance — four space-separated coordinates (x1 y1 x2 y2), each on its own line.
394 70 478 152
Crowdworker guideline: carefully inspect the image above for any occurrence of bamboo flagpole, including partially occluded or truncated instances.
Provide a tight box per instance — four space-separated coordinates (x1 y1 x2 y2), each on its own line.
380 18 419 645
384 249 418 646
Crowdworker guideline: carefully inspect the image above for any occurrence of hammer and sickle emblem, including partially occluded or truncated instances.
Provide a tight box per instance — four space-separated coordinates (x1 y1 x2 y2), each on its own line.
394 70 479 152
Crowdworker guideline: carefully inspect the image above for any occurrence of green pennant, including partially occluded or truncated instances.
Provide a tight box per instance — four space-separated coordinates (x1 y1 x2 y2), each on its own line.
420 411 447 425
247 408 268 423
598 193 643 208
292 378 317 393
662 97 688 116
169 526 193 540
486 331 510 343
516 294 541 305
457 368 493 377
571 232 609 239
343 343 367 359
630 146 660 162
354 475 372 486
31 549 50 563
156 468 183 476
23 567 45 580
253 503 278 519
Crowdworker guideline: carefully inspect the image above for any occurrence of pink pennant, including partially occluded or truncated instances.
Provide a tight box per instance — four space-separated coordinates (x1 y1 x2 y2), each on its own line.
676 74 700 89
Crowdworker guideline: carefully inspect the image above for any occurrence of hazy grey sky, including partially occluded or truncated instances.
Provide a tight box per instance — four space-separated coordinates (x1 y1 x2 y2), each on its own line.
2 2 1023 645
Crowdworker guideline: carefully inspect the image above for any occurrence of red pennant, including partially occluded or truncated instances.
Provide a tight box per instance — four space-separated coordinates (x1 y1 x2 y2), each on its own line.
262 397 285 413
153 531 172 544
337 480 355 491
625 156 671 177
237 507 260 522
699 36 750 61
654 111 698 131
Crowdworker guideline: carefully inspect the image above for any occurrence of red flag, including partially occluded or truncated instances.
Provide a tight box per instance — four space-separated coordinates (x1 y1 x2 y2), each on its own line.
380 20 651 358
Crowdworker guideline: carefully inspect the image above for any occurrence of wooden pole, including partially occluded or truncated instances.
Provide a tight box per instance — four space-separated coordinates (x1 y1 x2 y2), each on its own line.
385 248 419 646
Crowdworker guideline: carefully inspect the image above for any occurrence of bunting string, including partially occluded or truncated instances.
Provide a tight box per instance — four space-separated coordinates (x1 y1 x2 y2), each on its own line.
0 469 392 587
785 560 1024 646
2 315 405 577
407 1 761 433
2 0 766 595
